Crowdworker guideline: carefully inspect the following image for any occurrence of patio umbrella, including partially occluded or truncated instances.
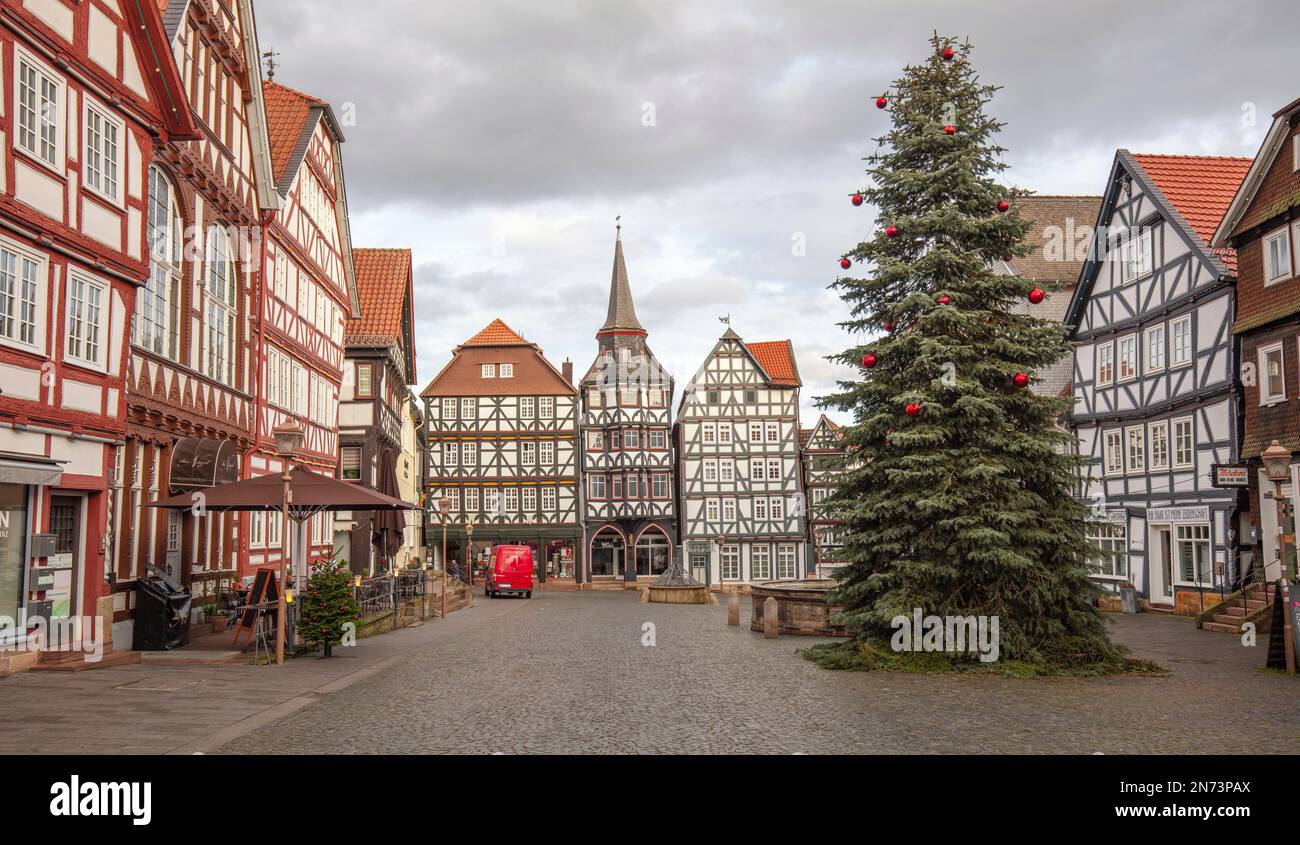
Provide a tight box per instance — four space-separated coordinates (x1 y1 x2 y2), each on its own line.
148 465 413 516
371 448 405 569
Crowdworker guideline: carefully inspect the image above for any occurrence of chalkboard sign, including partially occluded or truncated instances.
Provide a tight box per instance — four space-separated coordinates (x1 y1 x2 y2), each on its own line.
231 567 278 648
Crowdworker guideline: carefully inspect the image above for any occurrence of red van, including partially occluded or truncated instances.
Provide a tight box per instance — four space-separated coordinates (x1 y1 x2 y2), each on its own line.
485 545 534 599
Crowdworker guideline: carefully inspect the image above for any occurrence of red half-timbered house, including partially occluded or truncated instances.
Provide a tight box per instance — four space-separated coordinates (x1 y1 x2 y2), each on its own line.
115 0 277 638
0 0 197 645
243 79 358 580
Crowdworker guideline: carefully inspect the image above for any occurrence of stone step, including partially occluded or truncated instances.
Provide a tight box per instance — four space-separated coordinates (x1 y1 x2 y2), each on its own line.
29 650 141 672
1201 621 1243 634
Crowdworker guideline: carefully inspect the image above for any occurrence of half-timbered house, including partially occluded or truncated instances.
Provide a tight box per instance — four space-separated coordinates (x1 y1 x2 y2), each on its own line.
117 0 278 640
1065 151 1251 613
1211 96 1300 586
675 329 808 588
245 79 358 581
578 228 676 587
801 414 848 579
0 0 197 647
421 319 581 582
336 247 415 575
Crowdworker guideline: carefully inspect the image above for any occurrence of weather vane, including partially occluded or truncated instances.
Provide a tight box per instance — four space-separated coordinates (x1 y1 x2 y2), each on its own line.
262 49 280 80
718 314 731 325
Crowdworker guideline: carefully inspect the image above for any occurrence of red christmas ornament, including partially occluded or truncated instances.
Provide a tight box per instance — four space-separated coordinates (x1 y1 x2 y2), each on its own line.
1013 372 1030 389
840 257 851 270
905 402 922 417
997 199 1010 213
875 96 888 109
883 322 895 333
851 193 864 207
1028 287 1045 304
936 294 950 305
943 124 956 135
862 353 877 368
885 225 899 238
942 47 955 61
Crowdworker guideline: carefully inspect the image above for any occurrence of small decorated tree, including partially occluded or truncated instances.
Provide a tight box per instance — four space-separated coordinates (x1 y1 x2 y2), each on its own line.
298 550 359 657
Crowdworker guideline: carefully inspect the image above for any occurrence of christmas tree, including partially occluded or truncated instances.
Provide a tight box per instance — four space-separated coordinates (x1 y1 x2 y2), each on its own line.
298 550 360 658
814 35 1132 674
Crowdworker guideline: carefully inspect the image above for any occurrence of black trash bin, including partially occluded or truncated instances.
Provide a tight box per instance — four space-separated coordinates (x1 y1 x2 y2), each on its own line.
132 565 193 651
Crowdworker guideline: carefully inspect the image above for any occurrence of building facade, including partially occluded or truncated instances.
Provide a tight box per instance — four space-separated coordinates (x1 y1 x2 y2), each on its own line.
245 79 357 581
0 0 198 640
1065 151 1251 613
801 414 847 579
335 247 415 575
396 395 425 569
675 329 808 588
578 229 675 586
1212 96 1300 585
422 319 581 583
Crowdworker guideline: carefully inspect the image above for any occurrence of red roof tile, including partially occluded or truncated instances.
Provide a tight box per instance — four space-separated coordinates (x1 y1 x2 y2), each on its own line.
262 81 324 183
746 340 800 387
463 318 529 347
1130 153 1252 274
348 248 411 345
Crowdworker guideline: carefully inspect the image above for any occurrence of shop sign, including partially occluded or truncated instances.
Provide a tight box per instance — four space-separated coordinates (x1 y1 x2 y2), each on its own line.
1211 464 1249 488
1146 506 1210 523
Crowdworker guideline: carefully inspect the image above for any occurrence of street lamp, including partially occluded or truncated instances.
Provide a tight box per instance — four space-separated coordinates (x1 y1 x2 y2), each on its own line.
438 496 451 618
715 532 725 591
465 520 476 587
272 419 303 666
1262 439 1294 580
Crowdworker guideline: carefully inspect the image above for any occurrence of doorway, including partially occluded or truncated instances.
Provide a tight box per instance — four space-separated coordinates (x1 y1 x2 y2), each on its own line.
590 529 623 579
1150 526 1173 604
47 495 82 619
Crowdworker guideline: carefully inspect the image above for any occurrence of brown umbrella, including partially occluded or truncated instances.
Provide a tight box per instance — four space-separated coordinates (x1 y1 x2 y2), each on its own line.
371 448 405 565
148 465 413 515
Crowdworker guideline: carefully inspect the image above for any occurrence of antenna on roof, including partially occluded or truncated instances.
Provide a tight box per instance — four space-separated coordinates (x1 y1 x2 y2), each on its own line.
262 49 281 81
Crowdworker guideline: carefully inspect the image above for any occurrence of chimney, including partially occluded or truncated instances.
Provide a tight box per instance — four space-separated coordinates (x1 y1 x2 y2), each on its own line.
562 358 573 384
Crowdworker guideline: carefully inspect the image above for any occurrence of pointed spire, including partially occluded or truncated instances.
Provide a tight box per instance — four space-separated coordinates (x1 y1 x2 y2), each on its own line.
598 218 646 337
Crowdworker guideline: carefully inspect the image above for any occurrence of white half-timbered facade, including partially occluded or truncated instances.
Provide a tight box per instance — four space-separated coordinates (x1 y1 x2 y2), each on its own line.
675 329 808 588
578 229 676 585
1066 151 1251 610
422 319 581 581
802 415 849 579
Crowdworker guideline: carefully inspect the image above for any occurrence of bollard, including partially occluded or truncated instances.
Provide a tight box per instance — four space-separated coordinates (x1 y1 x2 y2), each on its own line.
726 592 740 626
763 596 779 639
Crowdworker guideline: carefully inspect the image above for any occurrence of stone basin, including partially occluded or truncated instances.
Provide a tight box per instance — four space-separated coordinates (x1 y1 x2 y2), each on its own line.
749 580 848 637
646 583 710 604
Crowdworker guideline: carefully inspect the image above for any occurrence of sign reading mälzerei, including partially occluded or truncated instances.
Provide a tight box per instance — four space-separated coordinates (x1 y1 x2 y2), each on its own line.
1210 463 1249 488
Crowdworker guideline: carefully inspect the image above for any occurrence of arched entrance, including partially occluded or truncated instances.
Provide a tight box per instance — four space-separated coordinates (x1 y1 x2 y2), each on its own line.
635 526 671 577
590 527 624 579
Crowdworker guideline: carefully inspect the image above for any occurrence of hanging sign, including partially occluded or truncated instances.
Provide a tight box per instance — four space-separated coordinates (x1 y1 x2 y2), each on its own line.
1210 464 1249 488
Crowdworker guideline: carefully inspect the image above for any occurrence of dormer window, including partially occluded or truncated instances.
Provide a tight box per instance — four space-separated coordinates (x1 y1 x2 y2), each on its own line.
481 364 496 378
500 363 513 378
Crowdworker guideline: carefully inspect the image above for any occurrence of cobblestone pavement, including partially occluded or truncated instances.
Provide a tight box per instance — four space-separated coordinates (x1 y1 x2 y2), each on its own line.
218 589 1300 754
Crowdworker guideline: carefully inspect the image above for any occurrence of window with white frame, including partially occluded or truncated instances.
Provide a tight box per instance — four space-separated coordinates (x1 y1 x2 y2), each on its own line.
765 422 779 442
1087 522 1127 577
0 241 42 349
1118 334 1137 382
461 442 477 466
521 441 536 465
1170 315 1191 367
703 422 716 444
484 488 501 515
752 545 771 580
755 498 768 520
650 430 666 449
520 396 535 418
720 544 739 580
586 387 601 408
767 458 781 480
718 425 732 444
1176 523 1212 585
442 440 458 466
340 446 361 480
500 363 513 378
1097 342 1114 386
84 101 122 202
722 497 736 522
138 165 182 359
539 397 555 418
703 459 718 481
539 440 554 465
751 460 764 481
441 398 456 419
706 499 719 521
66 274 105 368
445 488 461 512
15 50 62 168
205 225 236 386
460 397 476 419
1144 324 1165 373
541 487 556 511
1294 134 1300 172
1172 417 1194 468
770 496 785 520
481 363 496 378
587 431 604 450
589 474 606 499
1122 228 1153 283
749 422 763 442
1104 429 1123 476
464 487 480 512
521 487 536 512
777 544 797 579
625 430 640 448
1261 342 1286 404
653 474 669 499
720 459 734 483
250 511 265 547
504 488 519 512
1264 226 1293 284
1125 427 1144 474
1149 421 1169 470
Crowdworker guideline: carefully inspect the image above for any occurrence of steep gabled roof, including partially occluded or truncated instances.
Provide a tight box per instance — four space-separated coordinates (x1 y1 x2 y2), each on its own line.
348 249 415 383
996 195 1102 286
746 340 801 387
464 318 530 347
598 229 646 336
261 80 348 194
1212 97 1300 248
420 321 575 398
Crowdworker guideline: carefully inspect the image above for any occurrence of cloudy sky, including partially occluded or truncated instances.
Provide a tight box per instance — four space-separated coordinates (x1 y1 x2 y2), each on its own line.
258 0 1298 422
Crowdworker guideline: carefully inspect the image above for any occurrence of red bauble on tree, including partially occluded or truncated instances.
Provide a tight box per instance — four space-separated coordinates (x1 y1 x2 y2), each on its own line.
885 225 899 238
1028 287 1045 304
936 294 950 305
851 193 864 206
943 124 956 135
942 47 955 61
840 257 852 270
905 402 922 417
883 321 895 333
875 96 888 109
997 199 1010 213
1013 372 1030 389
862 353 877 368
